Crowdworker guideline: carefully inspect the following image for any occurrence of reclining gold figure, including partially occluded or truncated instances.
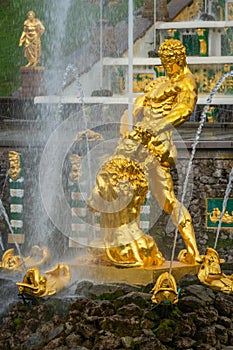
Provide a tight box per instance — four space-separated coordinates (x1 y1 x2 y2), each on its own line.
88 38 202 267
198 247 233 294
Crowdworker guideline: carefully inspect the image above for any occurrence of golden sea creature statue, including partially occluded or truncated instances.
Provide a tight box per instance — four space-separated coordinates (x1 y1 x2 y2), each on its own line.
198 247 233 294
151 272 179 304
0 246 51 272
88 38 202 267
19 11 45 68
16 264 71 298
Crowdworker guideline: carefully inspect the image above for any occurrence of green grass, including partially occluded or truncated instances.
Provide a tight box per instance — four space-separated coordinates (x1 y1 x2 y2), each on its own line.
0 0 144 96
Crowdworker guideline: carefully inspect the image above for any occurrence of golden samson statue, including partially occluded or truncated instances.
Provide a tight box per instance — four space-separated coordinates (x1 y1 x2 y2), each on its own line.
19 11 45 68
88 39 202 267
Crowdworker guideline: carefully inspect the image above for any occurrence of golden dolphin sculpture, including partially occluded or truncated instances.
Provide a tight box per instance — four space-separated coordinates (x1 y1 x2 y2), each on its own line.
16 264 71 298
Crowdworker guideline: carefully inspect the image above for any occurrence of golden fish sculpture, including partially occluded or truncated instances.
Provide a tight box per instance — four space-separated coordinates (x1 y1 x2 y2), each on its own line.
16 263 71 298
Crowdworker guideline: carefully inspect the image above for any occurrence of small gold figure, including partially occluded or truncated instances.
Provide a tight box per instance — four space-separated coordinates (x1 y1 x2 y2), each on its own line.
19 11 45 68
16 264 71 298
0 248 21 271
198 248 233 294
69 154 82 183
0 246 51 272
88 39 202 267
209 208 233 224
151 272 179 304
9 151 21 181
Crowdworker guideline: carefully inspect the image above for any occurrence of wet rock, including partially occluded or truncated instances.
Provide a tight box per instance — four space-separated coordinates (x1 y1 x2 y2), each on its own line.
88 300 115 317
175 336 196 349
134 333 166 350
65 333 83 347
99 314 141 337
215 294 233 316
143 308 161 322
76 321 98 339
43 337 64 350
1 280 233 349
215 324 228 345
197 325 217 346
195 344 217 350
114 291 151 309
75 280 94 296
26 332 44 347
117 303 143 317
85 283 137 300
197 306 219 324
121 335 134 348
47 324 64 341
218 315 232 329
140 317 156 329
184 284 215 304
154 318 175 343
178 274 201 287
178 295 206 312
228 329 233 345
93 330 121 350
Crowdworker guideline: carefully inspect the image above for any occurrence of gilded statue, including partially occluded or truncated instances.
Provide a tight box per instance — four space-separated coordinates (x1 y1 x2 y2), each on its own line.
16 264 71 298
89 157 164 267
19 11 45 68
0 246 51 272
151 272 179 304
9 151 21 181
88 39 202 267
209 207 233 224
198 248 233 294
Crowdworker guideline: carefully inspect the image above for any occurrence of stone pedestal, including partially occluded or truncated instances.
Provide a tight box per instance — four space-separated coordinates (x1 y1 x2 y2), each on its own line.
20 66 46 98
70 259 200 285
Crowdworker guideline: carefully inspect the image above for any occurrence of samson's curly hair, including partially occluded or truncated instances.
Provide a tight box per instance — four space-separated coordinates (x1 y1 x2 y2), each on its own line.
158 39 186 66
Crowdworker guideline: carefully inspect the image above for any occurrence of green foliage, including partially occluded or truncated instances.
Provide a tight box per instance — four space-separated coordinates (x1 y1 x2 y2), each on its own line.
13 317 24 331
154 318 175 338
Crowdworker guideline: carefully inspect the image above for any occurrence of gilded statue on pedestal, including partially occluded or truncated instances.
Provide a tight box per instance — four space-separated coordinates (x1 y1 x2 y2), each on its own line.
19 11 45 68
88 39 202 267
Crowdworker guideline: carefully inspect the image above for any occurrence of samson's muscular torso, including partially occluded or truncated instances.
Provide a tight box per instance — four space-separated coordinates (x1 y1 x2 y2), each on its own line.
129 68 197 165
